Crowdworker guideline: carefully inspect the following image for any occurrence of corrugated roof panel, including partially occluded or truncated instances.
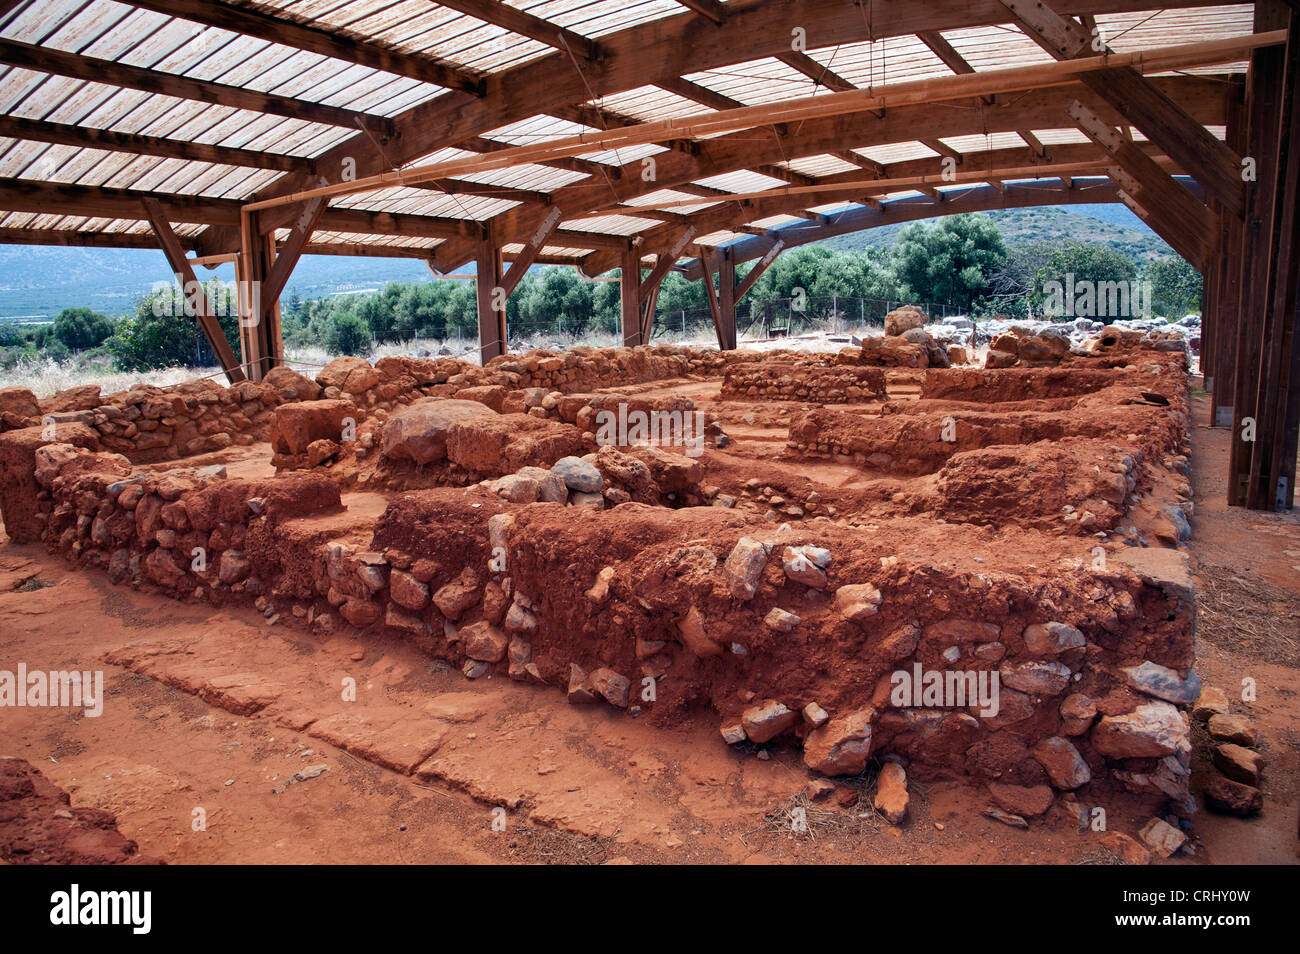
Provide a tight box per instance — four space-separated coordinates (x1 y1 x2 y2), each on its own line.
593 85 707 122
684 57 830 107
783 154 864 177
940 131 1045 155
693 169 793 193
856 141 936 164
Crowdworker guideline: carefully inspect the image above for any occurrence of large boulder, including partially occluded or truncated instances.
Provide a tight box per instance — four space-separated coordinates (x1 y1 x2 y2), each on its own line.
261 366 321 401
316 357 379 395
382 398 498 466
445 414 584 475
884 305 926 337
270 399 357 456
0 387 39 421
860 335 927 368
41 384 101 413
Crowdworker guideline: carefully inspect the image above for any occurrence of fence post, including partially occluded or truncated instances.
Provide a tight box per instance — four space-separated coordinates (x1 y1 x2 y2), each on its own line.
681 309 686 340
832 294 837 334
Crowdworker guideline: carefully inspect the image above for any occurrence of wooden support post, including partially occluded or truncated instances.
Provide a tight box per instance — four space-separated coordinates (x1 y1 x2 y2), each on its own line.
1214 78 1249 422
141 198 245 384
238 207 297 382
1230 0 1289 506
620 248 643 347
476 232 506 363
698 248 725 348
717 247 737 350
1248 2 1300 509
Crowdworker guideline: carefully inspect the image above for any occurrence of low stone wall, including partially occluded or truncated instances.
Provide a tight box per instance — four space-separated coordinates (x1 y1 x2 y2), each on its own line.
721 362 887 402
20 443 1199 804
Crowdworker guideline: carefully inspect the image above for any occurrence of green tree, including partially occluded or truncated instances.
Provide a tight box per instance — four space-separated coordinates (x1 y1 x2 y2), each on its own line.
893 213 1007 311
1031 242 1141 318
326 309 370 356
108 281 239 370
518 266 595 335
1145 256 1202 319
52 306 113 351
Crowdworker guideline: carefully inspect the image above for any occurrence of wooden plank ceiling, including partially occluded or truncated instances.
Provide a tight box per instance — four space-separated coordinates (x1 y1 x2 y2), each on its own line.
0 0 1260 274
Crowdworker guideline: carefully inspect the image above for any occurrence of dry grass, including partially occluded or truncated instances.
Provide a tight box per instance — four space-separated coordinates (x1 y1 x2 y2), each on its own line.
0 354 216 398
1196 562 1300 667
2 327 895 399
504 823 607 865
747 762 900 845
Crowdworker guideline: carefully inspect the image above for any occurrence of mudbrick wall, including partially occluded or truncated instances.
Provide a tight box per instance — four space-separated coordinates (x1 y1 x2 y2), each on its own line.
0 343 1202 813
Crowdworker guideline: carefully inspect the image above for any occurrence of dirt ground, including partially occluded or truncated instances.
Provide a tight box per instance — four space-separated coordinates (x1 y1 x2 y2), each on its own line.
0 376 1296 865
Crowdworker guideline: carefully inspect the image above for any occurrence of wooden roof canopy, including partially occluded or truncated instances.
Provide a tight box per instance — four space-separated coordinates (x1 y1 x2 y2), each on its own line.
0 0 1262 270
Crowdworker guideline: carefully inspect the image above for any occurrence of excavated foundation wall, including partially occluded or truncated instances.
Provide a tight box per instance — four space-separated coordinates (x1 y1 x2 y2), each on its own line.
721 362 888 402
0 343 1200 811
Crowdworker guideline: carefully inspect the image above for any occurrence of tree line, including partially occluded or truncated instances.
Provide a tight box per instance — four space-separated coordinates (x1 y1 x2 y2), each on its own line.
2 214 1203 370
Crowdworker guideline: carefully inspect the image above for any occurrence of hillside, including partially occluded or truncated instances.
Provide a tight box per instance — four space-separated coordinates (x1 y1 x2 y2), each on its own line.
0 246 432 323
0 203 1171 323
813 204 1169 261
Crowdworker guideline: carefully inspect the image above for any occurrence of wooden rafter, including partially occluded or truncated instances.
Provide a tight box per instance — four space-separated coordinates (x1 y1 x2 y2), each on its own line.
0 115 309 173
249 36 1264 217
0 38 394 137
242 0 1232 231
141 197 245 384
433 0 601 59
777 51 856 92
676 0 727 26
1000 0 1244 215
121 0 484 94
1071 101 1214 265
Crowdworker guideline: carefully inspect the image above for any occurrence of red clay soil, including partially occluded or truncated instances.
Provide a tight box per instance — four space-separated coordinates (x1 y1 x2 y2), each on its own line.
0 345 1296 864
0 757 162 864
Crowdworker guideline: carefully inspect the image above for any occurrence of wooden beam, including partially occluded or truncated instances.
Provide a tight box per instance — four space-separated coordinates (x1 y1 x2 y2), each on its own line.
675 0 727 26
1079 67 1245 216
1243 0 1300 508
141 197 245 384
620 248 644 347
262 198 326 307
0 115 309 172
656 76 743 112
410 178 552 205
640 227 697 299
917 30 976 74
499 206 562 297
476 234 507 362
121 0 484 94
698 246 724 345
242 0 1244 222
0 227 190 250
735 239 784 299
1001 0 1245 215
433 0 601 59
245 35 1273 213
717 247 737 349
0 38 394 136
777 51 856 92
1069 100 1215 267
